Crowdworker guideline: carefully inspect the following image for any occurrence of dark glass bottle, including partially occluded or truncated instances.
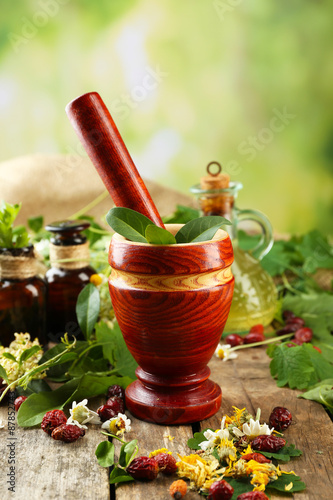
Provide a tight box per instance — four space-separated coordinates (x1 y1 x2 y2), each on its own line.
0 245 47 347
45 221 96 342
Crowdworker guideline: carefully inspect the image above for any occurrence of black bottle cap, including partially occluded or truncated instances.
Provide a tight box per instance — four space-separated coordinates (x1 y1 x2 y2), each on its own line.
45 220 90 246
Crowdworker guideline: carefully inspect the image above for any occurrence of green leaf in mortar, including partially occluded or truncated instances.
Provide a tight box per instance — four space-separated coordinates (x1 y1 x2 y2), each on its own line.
106 207 154 243
145 225 176 244
175 216 231 243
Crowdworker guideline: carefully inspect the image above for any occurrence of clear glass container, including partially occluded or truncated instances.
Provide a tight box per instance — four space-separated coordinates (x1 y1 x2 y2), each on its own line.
190 177 277 333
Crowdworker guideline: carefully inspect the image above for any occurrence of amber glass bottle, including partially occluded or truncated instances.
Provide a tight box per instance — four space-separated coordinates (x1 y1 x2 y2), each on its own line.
45 221 96 342
0 246 47 347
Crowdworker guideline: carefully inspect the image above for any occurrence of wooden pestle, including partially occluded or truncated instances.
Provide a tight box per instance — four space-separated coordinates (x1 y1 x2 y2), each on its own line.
66 92 165 228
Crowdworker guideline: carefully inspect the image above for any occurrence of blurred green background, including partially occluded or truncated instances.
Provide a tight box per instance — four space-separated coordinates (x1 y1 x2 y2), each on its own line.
1 0 332 234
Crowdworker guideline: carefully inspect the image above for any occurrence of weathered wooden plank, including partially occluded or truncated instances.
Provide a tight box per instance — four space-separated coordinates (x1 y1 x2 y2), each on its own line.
202 350 333 500
0 395 110 500
114 413 198 499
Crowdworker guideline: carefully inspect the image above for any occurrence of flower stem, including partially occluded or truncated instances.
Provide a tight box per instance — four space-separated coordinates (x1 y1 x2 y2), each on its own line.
0 338 76 403
230 332 294 353
68 190 109 220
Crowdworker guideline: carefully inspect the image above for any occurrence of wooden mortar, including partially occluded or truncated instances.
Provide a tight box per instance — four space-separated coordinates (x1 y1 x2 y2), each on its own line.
108 224 234 425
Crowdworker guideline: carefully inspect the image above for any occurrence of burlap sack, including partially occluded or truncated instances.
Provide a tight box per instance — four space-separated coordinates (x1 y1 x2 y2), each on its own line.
0 154 194 226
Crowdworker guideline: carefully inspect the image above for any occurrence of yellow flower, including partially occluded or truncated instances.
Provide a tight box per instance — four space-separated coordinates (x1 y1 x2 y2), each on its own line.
90 273 103 286
149 448 172 457
176 454 224 490
224 458 281 492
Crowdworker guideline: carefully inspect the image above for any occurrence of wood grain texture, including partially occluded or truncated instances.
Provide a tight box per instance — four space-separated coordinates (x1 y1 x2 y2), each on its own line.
0 396 109 500
66 92 164 228
109 228 234 424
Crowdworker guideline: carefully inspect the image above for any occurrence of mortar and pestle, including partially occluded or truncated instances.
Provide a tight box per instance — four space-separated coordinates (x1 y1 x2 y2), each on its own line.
66 92 234 424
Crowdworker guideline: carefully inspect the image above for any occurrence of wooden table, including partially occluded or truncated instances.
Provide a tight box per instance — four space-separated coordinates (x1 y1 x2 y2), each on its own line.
1 347 332 500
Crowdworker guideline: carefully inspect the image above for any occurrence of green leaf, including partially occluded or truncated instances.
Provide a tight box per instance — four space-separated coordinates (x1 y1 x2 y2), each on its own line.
105 207 154 243
299 379 333 412
95 322 138 380
2 352 18 363
268 343 316 389
187 429 212 450
28 215 44 233
39 341 85 381
175 216 231 243
109 466 134 484
15 379 51 397
0 201 30 248
76 283 100 340
0 364 9 383
119 439 138 467
260 443 302 462
17 378 80 427
267 473 306 493
19 345 42 365
13 225 30 247
145 225 176 244
95 441 115 467
163 204 200 224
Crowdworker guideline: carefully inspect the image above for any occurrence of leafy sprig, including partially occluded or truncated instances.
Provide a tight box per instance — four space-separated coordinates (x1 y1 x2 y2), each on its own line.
0 201 30 248
105 207 231 244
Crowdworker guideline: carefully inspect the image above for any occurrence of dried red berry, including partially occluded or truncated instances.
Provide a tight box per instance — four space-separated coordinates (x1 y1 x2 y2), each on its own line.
282 310 295 321
243 332 265 344
252 435 286 452
105 395 125 414
269 406 292 431
312 345 322 353
276 324 299 336
208 479 234 500
97 396 124 422
14 396 27 411
237 492 269 499
41 409 67 435
51 423 85 443
249 324 264 335
154 453 177 475
241 452 271 464
127 456 159 481
294 327 313 344
286 316 305 327
225 334 244 347
107 384 125 400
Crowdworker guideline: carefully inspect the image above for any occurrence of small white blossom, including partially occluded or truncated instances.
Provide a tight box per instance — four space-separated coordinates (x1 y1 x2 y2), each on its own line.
67 399 100 429
215 343 238 362
233 418 273 440
101 413 131 436
199 416 230 451
0 419 4 429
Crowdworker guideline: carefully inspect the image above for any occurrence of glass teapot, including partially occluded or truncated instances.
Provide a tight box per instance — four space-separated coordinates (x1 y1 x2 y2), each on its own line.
190 161 277 333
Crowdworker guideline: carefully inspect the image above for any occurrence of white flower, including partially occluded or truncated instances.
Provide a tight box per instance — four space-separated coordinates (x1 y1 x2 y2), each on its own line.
215 343 238 362
199 416 230 451
0 419 4 429
67 399 100 429
233 418 273 440
101 413 131 436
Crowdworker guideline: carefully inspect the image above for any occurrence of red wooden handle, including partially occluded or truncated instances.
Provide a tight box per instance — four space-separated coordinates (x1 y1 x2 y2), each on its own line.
66 92 165 228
